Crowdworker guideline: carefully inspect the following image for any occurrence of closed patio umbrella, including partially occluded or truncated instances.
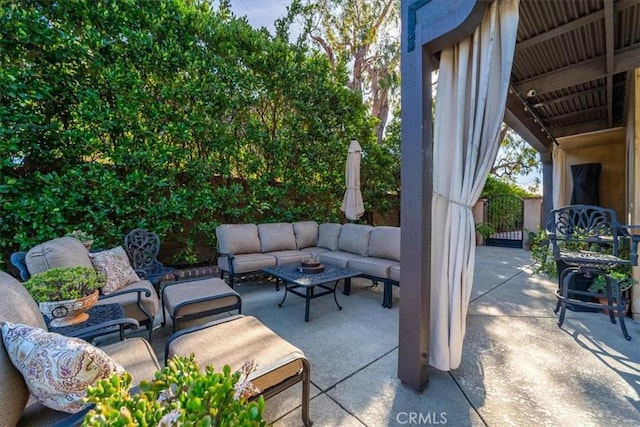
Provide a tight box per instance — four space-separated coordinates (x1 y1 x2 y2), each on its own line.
341 140 364 221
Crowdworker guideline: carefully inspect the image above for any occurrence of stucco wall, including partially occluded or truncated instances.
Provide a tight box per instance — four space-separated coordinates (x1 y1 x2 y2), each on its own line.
563 142 625 220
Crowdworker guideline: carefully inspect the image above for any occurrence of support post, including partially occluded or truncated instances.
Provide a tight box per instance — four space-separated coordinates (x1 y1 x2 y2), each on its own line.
398 38 432 391
540 151 553 226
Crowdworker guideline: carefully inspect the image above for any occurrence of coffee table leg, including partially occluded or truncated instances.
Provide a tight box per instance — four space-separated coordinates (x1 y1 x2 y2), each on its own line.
333 281 342 311
305 287 312 322
343 277 352 295
278 282 289 308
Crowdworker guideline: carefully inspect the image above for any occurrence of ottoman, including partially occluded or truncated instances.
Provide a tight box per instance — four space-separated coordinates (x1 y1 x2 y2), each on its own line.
161 277 241 332
165 315 311 426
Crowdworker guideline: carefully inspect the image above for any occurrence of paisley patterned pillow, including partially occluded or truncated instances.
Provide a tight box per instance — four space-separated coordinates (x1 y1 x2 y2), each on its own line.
89 246 140 294
0 322 124 413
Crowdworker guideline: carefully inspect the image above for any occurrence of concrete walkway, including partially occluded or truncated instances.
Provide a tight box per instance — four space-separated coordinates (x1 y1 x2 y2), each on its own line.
149 246 640 426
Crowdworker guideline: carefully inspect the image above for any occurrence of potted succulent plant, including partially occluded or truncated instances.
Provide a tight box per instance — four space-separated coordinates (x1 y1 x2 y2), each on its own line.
66 229 95 250
23 266 105 327
83 354 266 426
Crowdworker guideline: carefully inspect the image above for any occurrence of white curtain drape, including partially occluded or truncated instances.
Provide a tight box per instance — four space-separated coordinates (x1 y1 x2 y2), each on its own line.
430 0 520 371
552 145 567 209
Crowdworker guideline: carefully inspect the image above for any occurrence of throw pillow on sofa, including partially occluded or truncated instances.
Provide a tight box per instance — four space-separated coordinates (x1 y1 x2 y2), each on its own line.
1 322 124 414
89 246 140 294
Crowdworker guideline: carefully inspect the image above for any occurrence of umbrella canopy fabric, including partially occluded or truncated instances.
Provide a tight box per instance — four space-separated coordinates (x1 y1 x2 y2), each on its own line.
341 140 364 221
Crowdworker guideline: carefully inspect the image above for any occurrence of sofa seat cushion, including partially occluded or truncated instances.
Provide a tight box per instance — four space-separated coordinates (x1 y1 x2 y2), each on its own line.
266 250 309 265
216 224 261 255
96 279 158 322
293 221 319 249
317 223 342 251
389 265 400 283
348 257 399 279
300 246 331 257
338 224 373 256
258 223 297 253
163 278 240 319
25 237 93 276
318 251 362 268
218 253 276 274
1 322 124 414
368 226 400 261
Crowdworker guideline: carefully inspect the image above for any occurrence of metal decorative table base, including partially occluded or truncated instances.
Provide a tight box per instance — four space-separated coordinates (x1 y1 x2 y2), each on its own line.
262 264 361 322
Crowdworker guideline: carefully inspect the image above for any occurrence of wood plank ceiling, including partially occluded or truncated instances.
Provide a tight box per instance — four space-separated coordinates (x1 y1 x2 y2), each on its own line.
506 0 640 152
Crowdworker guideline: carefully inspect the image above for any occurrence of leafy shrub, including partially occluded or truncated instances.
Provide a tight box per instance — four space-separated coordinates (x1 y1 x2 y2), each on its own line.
23 267 105 302
83 354 266 426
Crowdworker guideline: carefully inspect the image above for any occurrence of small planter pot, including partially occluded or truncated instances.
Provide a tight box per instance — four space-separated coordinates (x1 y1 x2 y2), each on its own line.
597 296 630 318
39 290 99 327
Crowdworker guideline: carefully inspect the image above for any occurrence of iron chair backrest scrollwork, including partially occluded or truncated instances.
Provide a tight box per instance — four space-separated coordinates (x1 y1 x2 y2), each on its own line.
124 229 175 290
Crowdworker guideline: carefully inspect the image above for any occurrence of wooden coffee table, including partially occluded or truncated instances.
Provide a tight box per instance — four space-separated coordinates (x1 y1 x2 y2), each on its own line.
262 264 361 321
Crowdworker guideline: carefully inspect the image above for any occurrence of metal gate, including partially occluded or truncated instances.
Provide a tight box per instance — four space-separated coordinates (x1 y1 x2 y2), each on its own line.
484 195 524 248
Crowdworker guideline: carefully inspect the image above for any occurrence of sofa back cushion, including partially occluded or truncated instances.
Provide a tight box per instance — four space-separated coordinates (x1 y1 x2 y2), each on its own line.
216 224 261 255
258 223 297 253
0 271 47 426
368 226 401 261
293 221 319 249
338 224 373 256
317 223 342 251
25 237 93 276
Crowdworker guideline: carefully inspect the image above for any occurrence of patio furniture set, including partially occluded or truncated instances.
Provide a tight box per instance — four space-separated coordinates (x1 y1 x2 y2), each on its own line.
1 231 314 426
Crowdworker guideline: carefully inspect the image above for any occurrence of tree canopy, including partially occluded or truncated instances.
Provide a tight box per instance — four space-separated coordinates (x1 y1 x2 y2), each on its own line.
0 0 397 265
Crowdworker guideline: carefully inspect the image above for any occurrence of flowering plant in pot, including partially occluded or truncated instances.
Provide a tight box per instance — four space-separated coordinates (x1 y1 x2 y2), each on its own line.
23 266 105 327
588 270 635 316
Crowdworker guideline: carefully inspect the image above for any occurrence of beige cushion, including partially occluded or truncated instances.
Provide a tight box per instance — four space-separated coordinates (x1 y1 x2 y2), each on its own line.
97 279 158 322
216 224 261 255
318 251 363 268
218 253 276 274
368 226 401 261
1 322 124 414
163 278 240 318
338 224 373 256
267 250 309 265
348 257 398 278
258 223 297 253
300 247 331 257
0 271 45 427
317 223 342 251
390 265 400 282
293 221 319 249
167 315 306 394
89 246 140 294
25 237 93 276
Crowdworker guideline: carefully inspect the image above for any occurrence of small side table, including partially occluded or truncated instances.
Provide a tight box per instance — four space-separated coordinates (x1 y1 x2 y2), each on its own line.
45 303 126 341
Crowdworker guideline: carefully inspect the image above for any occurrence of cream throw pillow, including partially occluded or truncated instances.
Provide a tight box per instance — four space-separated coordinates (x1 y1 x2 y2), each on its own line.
0 322 124 414
89 246 140 294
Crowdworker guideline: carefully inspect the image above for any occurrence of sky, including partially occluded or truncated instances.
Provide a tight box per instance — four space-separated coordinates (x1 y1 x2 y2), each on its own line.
224 0 293 32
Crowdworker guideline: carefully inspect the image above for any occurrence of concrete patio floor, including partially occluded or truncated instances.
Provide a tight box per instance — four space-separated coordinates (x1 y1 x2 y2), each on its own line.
144 246 640 426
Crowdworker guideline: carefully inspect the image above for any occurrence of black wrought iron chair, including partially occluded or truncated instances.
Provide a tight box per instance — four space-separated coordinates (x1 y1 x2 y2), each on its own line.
546 205 638 340
124 229 175 292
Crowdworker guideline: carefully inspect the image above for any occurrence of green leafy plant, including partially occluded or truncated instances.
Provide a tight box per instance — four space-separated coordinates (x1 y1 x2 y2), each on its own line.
588 271 636 294
66 230 95 243
83 354 266 426
475 223 495 241
529 227 557 277
23 267 105 303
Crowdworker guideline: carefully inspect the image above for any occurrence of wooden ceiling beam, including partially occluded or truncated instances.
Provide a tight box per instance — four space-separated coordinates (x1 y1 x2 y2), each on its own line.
514 44 640 96
545 106 605 123
551 120 610 138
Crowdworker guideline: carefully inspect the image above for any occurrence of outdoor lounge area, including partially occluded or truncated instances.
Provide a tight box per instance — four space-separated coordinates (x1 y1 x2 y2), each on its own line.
101 246 638 426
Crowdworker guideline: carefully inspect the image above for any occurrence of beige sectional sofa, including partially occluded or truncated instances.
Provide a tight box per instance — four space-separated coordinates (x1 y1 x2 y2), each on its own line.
216 221 400 308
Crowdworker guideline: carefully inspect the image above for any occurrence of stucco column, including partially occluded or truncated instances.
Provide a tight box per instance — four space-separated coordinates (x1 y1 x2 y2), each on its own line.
540 151 553 226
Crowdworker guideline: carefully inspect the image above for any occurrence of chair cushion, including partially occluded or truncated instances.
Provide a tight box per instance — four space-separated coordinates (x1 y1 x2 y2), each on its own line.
216 224 261 255
89 247 141 294
25 237 93 276
258 223 297 253
300 247 331 257
368 226 401 261
293 221 319 249
348 257 398 279
218 253 277 274
97 279 159 322
163 278 240 318
338 224 373 256
167 315 305 395
390 265 400 282
318 251 363 268
266 250 309 265
0 271 46 427
317 223 342 251
1 322 124 414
